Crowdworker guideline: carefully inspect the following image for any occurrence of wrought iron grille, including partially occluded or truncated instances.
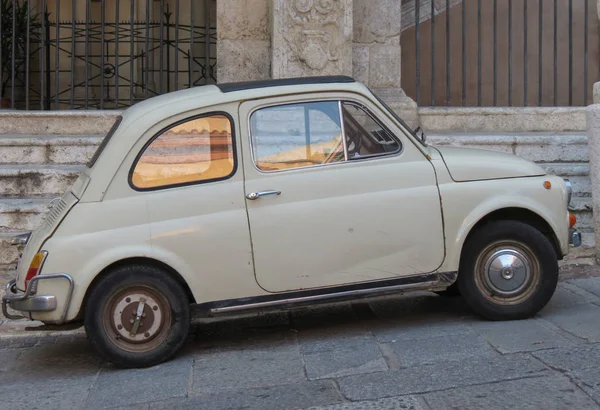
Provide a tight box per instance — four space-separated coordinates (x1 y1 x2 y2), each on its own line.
402 0 600 107
0 0 216 110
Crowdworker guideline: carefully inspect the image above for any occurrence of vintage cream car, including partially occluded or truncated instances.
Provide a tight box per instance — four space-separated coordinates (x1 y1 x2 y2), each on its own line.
3 76 581 368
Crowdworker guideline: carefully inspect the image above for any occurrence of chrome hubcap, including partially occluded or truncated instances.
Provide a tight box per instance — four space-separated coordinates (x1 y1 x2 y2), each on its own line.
484 249 531 296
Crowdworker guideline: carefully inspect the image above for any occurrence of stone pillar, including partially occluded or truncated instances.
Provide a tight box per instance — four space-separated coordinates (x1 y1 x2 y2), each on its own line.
216 0 271 83
353 0 419 129
271 0 353 78
589 84 600 261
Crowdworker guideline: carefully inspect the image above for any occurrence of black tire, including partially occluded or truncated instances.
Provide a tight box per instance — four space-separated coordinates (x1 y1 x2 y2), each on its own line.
84 264 190 368
458 220 558 321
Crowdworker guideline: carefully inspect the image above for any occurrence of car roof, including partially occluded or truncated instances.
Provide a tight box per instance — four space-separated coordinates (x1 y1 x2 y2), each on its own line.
119 76 365 127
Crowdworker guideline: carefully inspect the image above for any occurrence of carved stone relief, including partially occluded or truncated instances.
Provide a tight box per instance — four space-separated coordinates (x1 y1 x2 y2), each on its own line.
272 0 352 78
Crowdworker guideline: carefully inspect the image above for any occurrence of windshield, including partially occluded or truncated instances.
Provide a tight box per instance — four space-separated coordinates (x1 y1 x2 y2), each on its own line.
86 116 123 168
368 89 427 147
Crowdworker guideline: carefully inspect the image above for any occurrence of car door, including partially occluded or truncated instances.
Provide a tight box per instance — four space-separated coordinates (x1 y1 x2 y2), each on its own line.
239 92 445 293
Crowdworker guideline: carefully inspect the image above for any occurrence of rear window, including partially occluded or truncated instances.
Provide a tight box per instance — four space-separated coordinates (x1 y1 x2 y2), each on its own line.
87 116 123 168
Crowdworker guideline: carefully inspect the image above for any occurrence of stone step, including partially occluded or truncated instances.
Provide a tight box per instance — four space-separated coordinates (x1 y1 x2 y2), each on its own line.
0 231 26 273
429 133 588 163
0 165 83 197
0 134 103 165
0 198 50 231
0 111 120 135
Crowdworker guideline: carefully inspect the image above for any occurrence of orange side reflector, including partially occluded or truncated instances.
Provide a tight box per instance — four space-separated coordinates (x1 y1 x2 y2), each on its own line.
24 251 47 289
543 181 552 189
569 212 577 228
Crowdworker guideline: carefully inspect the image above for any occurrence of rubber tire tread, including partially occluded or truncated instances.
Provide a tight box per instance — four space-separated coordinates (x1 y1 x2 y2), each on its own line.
84 264 190 368
458 220 558 321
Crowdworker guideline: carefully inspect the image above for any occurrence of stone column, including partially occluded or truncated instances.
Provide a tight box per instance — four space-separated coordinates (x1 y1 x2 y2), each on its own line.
216 0 271 83
589 84 600 261
271 0 353 78
353 0 419 129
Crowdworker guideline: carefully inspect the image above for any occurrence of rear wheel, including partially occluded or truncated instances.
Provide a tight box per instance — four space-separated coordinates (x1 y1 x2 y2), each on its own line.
458 220 558 321
84 265 190 368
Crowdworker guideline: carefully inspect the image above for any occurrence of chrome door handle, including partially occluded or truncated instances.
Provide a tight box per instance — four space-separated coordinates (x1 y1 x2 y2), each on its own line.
246 190 281 200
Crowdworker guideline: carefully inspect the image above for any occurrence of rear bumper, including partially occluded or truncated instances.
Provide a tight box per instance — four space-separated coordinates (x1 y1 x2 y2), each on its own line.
2 274 74 323
569 228 582 248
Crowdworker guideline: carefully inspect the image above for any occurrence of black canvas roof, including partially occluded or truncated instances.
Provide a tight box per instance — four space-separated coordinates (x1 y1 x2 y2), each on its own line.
216 76 355 93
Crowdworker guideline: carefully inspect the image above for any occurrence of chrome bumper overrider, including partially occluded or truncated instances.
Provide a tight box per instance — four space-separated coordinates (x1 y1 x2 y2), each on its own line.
2 274 74 324
570 228 582 248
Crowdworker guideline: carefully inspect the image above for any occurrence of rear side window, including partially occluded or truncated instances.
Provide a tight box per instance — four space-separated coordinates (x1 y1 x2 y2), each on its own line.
130 113 236 190
87 116 123 168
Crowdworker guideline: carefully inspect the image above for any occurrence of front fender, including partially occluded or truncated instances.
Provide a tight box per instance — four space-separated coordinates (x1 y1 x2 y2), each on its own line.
438 175 568 273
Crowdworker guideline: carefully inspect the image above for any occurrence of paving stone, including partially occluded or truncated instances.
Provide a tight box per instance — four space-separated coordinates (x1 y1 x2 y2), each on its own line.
538 303 600 342
0 340 101 386
337 354 549 401
469 318 576 353
372 317 474 343
533 344 600 372
544 283 599 309
304 395 426 410
85 357 193 409
297 325 374 354
303 338 388 379
422 375 599 410
192 344 305 394
0 378 94 409
384 332 498 367
568 277 600 299
568 366 600 404
149 380 343 410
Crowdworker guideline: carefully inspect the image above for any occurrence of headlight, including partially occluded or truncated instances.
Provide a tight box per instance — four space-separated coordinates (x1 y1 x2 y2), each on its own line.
564 179 572 206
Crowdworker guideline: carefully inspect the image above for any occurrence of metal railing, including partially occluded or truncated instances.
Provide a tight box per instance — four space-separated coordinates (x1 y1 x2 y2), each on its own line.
403 0 599 107
0 0 216 110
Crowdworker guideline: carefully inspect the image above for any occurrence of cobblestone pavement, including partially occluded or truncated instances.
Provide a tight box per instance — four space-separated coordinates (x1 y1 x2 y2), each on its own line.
1 276 600 409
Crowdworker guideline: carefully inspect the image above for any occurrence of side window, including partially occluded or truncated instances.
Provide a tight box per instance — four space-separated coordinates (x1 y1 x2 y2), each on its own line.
131 114 235 189
250 101 345 171
341 102 401 159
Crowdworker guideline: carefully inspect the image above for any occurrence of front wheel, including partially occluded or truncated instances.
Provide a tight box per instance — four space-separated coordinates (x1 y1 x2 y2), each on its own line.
84 265 190 368
458 220 559 321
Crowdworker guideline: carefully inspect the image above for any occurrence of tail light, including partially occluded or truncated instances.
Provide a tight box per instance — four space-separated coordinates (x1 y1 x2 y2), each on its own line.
24 251 48 289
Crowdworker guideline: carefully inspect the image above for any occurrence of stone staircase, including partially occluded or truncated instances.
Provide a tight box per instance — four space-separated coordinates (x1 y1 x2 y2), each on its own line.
0 111 119 272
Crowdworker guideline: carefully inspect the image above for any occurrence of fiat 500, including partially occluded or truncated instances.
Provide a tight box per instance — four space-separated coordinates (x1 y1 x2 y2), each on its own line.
3 76 581 368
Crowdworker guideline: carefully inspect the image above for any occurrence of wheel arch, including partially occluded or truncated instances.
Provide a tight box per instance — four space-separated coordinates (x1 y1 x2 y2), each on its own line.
77 256 196 320
459 207 562 267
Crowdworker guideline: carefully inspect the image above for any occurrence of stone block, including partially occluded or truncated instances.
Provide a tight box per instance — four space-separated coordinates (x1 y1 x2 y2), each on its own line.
352 44 370 85
423 375 598 410
217 39 270 83
0 165 82 197
151 381 344 410
192 344 305 394
302 338 388 379
420 107 587 133
369 45 402 88
305 396 425 410
586 104 600 261
337 354 549 401
353 0 401 45
568 276 600 298
534 344 600 372
0 111 120 135
85 357 193 409
271 0 353 78
217 0 270 41
538 303 600 342
384 332 499 367
468 318 576 353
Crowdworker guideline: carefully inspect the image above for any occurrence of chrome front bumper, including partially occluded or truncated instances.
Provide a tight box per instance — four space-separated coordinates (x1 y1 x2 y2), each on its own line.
570 228 582 248
2 274 74 324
